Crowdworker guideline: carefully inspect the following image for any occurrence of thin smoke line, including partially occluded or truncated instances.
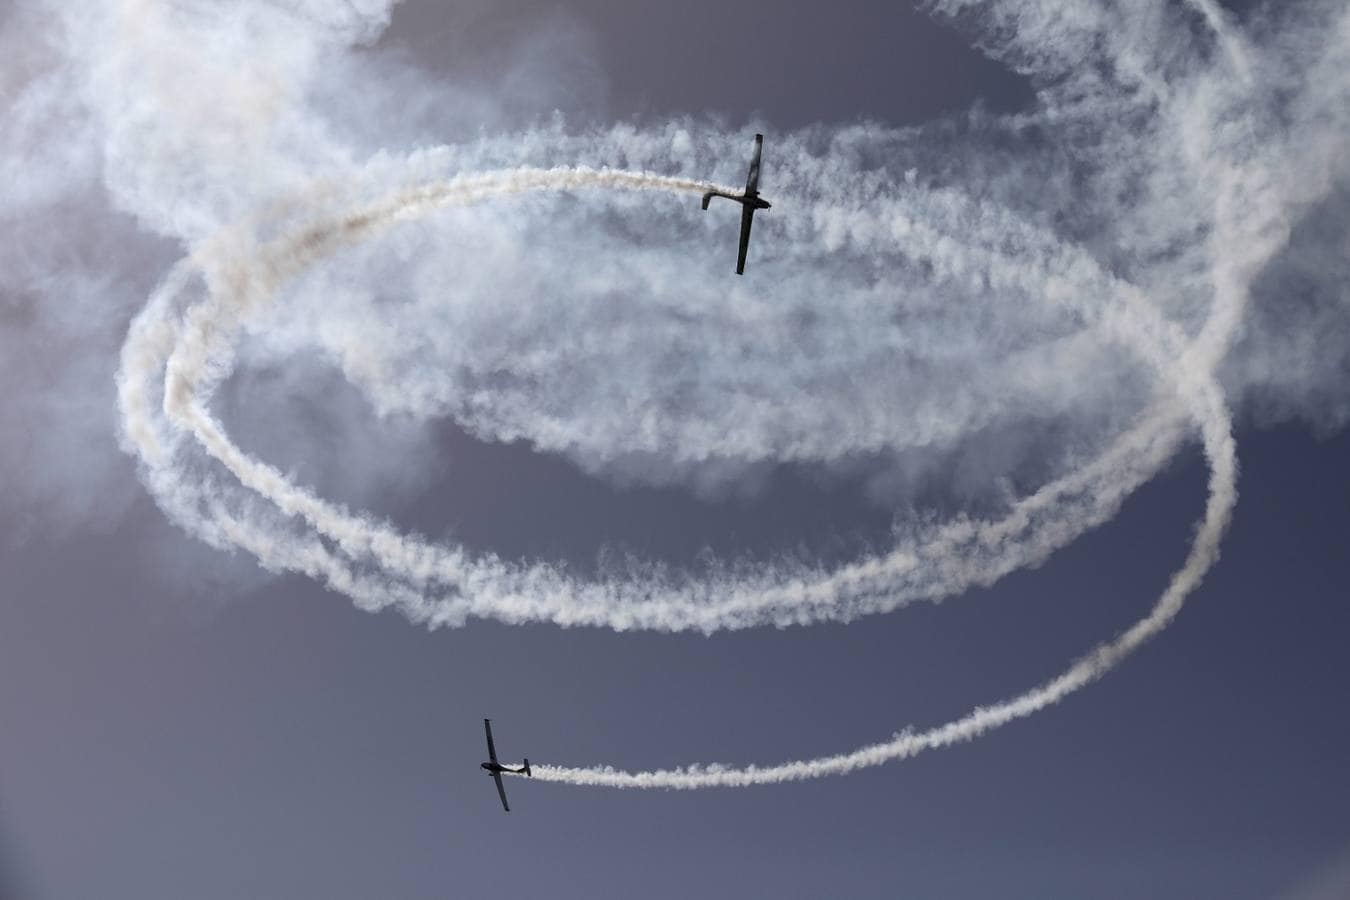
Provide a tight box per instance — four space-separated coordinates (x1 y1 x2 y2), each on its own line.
109 0 1339 790
118 157 1252 788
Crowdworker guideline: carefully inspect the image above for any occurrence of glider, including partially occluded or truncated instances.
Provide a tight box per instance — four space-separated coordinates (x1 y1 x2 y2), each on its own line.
480 718 531 812
701 133 772 274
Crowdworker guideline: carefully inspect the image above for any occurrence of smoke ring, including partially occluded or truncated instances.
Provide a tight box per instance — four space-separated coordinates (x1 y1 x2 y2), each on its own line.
117 156 1246 788
122 166 1200 630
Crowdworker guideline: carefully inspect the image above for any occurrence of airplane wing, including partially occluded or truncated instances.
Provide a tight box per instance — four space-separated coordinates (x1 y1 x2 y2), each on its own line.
745 133 763 194
493 772 510 812
736 204 755 275
484 719 499 765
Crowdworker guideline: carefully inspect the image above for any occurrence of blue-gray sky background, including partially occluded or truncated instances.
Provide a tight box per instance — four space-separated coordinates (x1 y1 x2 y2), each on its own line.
2 1 1348 897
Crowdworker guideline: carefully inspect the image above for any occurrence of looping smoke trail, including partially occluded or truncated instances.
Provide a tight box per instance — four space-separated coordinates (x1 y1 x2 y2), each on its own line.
534 388 1238 787
121 163 1203 632
119 160 1238 787
111 0 1346 788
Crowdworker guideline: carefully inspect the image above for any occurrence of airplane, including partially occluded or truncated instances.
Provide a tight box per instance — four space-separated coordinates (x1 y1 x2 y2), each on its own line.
480 718 531 813
701 133 772 274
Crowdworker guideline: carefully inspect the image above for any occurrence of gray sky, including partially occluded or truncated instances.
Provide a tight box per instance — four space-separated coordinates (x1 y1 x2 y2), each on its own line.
2 0 1349 897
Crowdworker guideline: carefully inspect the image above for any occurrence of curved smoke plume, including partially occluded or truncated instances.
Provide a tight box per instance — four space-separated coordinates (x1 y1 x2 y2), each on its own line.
3 0 1346 788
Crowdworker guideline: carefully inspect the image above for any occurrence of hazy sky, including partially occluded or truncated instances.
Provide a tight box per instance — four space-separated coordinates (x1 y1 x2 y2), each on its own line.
2 1 1348 897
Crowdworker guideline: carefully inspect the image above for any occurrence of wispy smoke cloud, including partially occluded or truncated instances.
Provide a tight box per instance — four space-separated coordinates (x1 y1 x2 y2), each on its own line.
3 0 1348 787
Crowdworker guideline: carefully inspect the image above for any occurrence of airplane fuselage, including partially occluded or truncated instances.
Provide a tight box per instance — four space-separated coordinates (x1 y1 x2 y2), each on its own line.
482 719 531 812
701 190 771 210
700 134 771 274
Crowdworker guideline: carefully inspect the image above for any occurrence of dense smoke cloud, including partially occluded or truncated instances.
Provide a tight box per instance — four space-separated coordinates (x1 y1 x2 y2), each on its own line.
2 0 1347 785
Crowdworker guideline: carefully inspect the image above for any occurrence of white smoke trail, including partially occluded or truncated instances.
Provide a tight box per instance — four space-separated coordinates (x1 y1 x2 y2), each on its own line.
119 164 1202 632
117 160 1242 789
104 0 1347 789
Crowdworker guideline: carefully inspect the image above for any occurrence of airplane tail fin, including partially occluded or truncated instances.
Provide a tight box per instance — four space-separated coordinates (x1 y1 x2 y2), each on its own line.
523 758 532 777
